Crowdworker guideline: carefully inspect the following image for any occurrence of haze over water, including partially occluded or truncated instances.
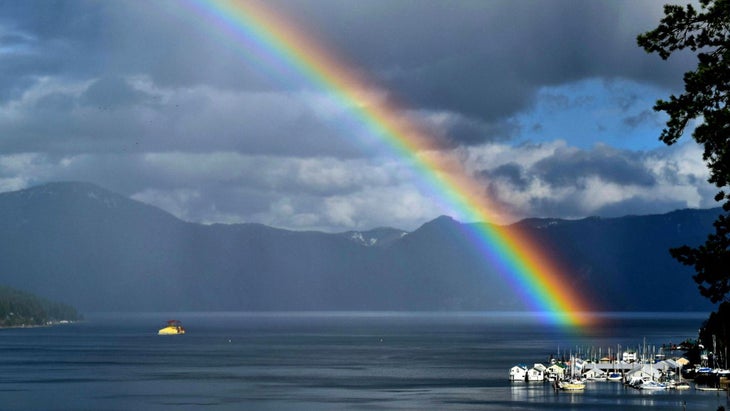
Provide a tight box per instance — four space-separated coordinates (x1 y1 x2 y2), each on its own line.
0 311 724 410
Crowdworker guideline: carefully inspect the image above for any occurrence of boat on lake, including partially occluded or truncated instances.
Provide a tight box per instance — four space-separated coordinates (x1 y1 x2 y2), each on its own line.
638 380 667 390
669 381 691 390
558 379 586 391
158 320 185 335
606 371 622 381
696 385 725 391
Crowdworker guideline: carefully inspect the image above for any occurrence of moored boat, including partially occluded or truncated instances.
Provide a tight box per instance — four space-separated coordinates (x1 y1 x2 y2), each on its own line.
558 379 586 391
638 380 667 390
669 381 691 390
606 372 622 382
696 386 724 391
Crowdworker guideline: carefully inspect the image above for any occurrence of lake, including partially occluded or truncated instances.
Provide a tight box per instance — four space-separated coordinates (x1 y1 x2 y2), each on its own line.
0 312 726 410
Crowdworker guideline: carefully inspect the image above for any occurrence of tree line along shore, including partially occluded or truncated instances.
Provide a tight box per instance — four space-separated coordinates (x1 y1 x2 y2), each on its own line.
0 285 82 327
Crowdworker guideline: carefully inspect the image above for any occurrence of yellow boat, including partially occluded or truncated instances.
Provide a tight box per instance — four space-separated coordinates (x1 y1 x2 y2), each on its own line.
158 320 185 335
558 379 586 391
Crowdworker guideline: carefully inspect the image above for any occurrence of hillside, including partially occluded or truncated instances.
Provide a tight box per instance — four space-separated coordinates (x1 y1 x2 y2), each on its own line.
0 285 81 327
0 182 720 312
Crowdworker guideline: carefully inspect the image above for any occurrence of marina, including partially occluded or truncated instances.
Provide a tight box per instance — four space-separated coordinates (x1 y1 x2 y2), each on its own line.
509 341 730 394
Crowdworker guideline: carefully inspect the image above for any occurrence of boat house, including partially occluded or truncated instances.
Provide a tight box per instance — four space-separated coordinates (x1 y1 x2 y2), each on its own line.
509 365 527 381
527 366 544 381
582 364 607 380
625 364 664 384
545 363 566 380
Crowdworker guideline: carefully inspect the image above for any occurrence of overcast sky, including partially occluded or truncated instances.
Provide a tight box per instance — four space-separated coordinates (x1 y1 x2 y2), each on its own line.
0 0 717 232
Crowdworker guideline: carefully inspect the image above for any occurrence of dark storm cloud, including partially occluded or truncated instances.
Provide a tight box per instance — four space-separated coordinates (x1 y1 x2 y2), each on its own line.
95 2 285 91
0 81 370 158
409 110 520 146
0 0 103 40
0 0 284 103
4 1 688 141
481 143 658 190
483 163 530 190
1 1 690 144
533 145 655 187
268 1 690 128
0 1 109 99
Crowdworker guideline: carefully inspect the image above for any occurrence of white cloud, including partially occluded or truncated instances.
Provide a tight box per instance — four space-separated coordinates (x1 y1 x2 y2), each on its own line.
575 176 636 211
322 185 443 230
90 152 443 230
464 140 716 220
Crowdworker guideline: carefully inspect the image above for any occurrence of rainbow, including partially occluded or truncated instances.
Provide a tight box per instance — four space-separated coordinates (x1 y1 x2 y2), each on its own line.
181 0 596 327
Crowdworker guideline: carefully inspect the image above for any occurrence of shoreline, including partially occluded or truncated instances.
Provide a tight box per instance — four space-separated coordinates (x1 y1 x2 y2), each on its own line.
0 320 80 330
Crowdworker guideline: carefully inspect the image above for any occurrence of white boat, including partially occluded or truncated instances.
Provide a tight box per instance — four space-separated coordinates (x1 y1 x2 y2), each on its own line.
606 347 623 381
714 368 730 377
696 386 724 391
639 380 667 390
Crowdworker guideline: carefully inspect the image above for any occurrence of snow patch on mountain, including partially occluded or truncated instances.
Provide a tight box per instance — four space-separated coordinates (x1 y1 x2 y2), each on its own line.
350 232 378 246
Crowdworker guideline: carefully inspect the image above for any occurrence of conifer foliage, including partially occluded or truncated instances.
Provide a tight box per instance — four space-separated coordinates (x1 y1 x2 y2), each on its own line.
638 0 730 305
0 285 81 327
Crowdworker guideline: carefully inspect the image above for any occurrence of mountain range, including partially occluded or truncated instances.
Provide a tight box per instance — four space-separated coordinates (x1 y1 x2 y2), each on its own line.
0 182 720 312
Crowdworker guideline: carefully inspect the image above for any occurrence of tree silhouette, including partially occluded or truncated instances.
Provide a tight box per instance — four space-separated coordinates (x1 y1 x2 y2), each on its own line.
638 0 730 304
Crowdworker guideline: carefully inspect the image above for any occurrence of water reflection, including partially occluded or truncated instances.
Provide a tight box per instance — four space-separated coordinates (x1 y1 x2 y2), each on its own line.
509 379 727 410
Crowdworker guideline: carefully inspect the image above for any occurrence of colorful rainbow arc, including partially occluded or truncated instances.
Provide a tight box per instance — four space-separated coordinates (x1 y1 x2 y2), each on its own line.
184 0 596 327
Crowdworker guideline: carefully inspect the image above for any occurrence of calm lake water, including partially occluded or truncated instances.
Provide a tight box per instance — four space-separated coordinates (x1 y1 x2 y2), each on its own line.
0 312 726 410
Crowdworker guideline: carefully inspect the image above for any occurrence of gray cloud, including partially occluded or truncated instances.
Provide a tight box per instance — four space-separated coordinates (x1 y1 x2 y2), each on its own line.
33 92 76 112
277 0 691 123
593 196 689 218
80 76 154 109
0 0 716 231
1 1 691 145
533 145 656 187
480 144 657 192
623 109 663 129
0 79 373 158
485 163 530 191
0 1 109 96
